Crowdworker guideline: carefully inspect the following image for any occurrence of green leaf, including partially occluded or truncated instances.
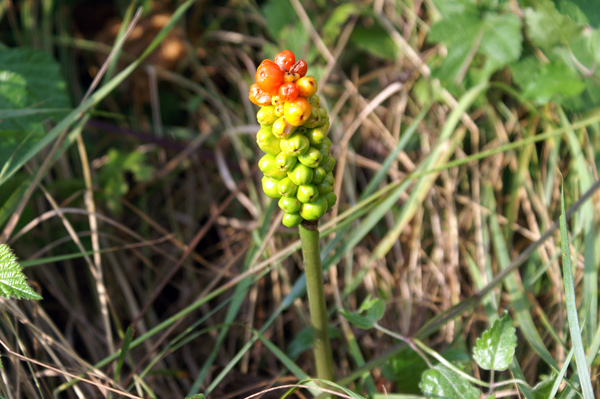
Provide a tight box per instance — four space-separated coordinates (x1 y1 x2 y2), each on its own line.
286 326 342 359
382 347 429 394
322 4 361 45
472 313 517 371
261 0 298 40
419 364 480 399
349 24 397 60
511 56 585 104
523 0 582 49
479 13 522 73
339 296 385 329
0 244 42 300
553 0 600 28
0 48 70 174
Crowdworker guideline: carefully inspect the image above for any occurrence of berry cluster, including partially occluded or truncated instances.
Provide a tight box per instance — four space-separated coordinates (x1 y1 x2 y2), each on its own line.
250 50 336 227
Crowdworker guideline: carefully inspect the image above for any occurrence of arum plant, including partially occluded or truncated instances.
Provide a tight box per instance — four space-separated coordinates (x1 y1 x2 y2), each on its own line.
249 50 335 381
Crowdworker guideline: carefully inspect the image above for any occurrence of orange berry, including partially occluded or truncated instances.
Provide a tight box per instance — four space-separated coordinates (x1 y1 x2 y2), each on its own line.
249 83 272 106
274 50 295 72
284 97 312 126
256 60 284 95
296 76 317 97
278 82 299 102
290 59 307 77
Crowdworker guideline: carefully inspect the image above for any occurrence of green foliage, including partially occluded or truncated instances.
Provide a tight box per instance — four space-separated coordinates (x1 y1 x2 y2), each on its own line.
382 347 429 394
0 244 42 300
339 296 385 329
0 47 70 184
419 364 480 399
286 326 341 359
472 314 517 371
523 0 582 49
349 23 398 60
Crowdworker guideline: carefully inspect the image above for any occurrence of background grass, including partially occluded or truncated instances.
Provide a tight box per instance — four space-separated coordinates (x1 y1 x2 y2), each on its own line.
1 0 600 398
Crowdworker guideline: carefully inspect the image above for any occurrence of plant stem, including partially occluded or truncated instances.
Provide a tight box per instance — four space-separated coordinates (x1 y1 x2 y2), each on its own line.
299 219 334 382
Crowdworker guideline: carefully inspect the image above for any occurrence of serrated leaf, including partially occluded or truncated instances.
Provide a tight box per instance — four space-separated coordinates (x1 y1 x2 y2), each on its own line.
523 0 582 49
0 244 42 300
472 314 517 371
0 48 70 180
339 296 385 329
419 364 480 399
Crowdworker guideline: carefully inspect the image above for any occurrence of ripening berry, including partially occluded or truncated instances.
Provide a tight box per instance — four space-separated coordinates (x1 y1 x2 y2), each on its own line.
282 212 303 227
256 60 284 94
274 50 295 72
256 126 281 155
257 105 277 126
249 84 272 106
278 82 299 102
262 176 282 199
272 116 296 139
296 76 317 97
290 59 307 77
300 196 328 220
306 126 328 146
274 103 284 117
284 97 312 126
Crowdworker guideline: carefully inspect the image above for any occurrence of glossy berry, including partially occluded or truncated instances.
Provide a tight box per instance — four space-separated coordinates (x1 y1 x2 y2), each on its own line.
325 192 337 209
271 94 284 107
283 72 299 83
290 59 307 77
272 117 296 139
257 105 277 126
274 50 295 72
315 137 332 157
282 212 303 227
278 82 299 102
298 147 323 168
274 103 284 117
316 173 334 196
275 152 297 174
256 127 281 155
312 166 327 185
300 196 328 220
262 176 282 199
306 126 328 146
280 132 310 156
296 76 317 97
258 154 276 174
278 177 298 197
279 196 302 213
284 97 312 126
297 184 319 203
320 154 336 173
256 60 284 95
249 84 272 106
288 163 314 185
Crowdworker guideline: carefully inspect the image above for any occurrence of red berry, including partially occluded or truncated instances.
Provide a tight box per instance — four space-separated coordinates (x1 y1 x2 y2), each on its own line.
249 83 272 106
290 59 307 78
278 82 299 102
274 50 295 71
256 60 284 95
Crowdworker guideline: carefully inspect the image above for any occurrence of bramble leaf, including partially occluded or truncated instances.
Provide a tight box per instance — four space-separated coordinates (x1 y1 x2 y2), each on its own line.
0 244 42 300
419 364 480 399
472 314 517 371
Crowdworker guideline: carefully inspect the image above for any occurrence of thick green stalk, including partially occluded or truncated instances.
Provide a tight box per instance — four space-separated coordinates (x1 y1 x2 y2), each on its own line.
299 220 335 382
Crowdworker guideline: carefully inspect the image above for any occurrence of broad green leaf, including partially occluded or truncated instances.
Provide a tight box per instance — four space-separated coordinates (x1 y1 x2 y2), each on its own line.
479 13 522 74
261 0 298 41
554 0 600 28
432 0 478 18
349 24 397 60
523 0 582 49
472 313 517 371
419 364 480 399
339 296 385 329
322 4 361 45
511 56 585 104
0 244 42 300
0 48 70 173
382 347 429 394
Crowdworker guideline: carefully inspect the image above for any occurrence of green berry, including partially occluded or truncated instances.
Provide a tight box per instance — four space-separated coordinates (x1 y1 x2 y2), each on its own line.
300 196 328 221
282 212 303 227
306 126 328 146
272 116 296 139
262 176 282 199
256 126 281 155
298 146 322 168
320 154 336 173
280 132 310 157
288 163 314 185
275 152 297 174
257 105 277 126
312 167 327 185
316 173 334 196
308 95 320 109
297 184 319 203
315 137 332 157
259 154 286 179
278 177 298 197
279 196 301 213
325 192 337 209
